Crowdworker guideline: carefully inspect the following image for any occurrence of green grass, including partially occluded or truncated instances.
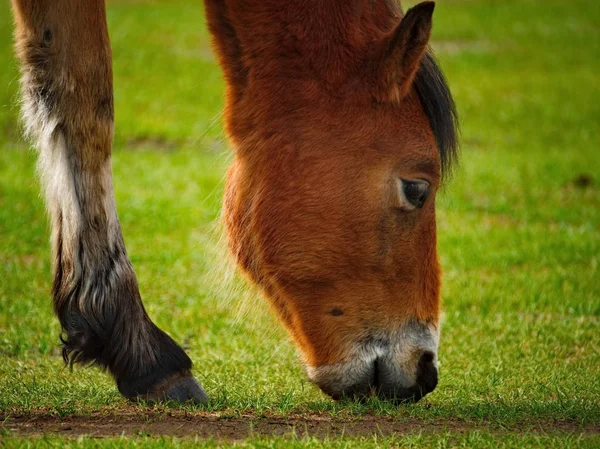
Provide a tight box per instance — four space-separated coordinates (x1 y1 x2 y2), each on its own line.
2 433 600 449
0 0 599 447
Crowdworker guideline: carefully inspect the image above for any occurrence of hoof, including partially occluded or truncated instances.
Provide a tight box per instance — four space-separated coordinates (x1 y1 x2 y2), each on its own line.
163 375 208 405
132 372 209 405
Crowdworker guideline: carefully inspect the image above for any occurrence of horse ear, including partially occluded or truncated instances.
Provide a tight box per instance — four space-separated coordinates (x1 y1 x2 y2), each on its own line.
376 1 435 102
205 0 247 103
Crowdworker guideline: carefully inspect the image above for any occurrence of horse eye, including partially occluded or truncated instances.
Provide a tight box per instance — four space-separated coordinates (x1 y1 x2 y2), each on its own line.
402 180 429 208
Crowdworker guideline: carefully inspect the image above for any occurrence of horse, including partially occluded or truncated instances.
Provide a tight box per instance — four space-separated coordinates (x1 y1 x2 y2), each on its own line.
10 0 458 405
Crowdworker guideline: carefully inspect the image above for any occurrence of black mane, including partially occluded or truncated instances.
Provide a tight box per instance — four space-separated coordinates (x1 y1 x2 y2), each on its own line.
414 52 460 179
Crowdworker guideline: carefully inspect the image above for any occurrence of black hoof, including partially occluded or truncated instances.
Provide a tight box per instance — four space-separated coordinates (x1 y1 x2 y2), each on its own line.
120 372 209 405
163 375 208 405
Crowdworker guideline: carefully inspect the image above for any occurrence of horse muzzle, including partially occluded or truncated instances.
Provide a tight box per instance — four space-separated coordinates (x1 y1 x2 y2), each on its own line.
306 321 439 403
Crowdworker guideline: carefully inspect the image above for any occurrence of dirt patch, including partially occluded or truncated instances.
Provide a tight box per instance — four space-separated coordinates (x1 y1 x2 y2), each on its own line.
2 410 598 440
572 173 594 188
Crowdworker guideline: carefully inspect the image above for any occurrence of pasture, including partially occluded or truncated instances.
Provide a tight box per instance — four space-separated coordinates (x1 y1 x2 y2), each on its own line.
0 0 599 447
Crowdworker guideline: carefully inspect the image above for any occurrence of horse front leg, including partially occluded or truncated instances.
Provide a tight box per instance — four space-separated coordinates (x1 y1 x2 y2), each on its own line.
11 0 207 404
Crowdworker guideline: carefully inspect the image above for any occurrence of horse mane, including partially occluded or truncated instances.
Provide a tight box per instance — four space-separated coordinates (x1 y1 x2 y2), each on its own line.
414 52 460 178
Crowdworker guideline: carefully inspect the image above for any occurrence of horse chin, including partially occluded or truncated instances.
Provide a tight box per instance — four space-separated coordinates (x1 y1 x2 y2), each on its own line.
305 321 439 403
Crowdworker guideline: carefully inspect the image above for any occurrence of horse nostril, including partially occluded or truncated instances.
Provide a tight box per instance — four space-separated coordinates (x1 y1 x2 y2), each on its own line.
421 351 434 363
416 351 438 396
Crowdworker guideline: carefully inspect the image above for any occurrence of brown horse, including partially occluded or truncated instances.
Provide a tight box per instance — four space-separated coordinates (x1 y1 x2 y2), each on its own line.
10 0 458 404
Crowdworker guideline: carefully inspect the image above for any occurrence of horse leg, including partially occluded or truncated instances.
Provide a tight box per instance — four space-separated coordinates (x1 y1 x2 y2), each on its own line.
11 0 207 404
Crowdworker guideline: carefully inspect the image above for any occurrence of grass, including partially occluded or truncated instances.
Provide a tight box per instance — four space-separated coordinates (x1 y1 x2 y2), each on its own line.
0 0 599 447
2 433 600 449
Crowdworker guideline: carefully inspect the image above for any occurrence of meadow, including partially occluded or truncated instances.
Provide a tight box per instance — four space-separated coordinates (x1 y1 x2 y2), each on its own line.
0 0 599 447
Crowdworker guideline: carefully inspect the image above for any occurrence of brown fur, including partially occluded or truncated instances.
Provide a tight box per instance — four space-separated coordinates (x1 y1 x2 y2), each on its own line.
208 0 450 374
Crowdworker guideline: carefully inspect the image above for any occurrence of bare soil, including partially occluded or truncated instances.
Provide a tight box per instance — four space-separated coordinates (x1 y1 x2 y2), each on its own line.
2 409 598 440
